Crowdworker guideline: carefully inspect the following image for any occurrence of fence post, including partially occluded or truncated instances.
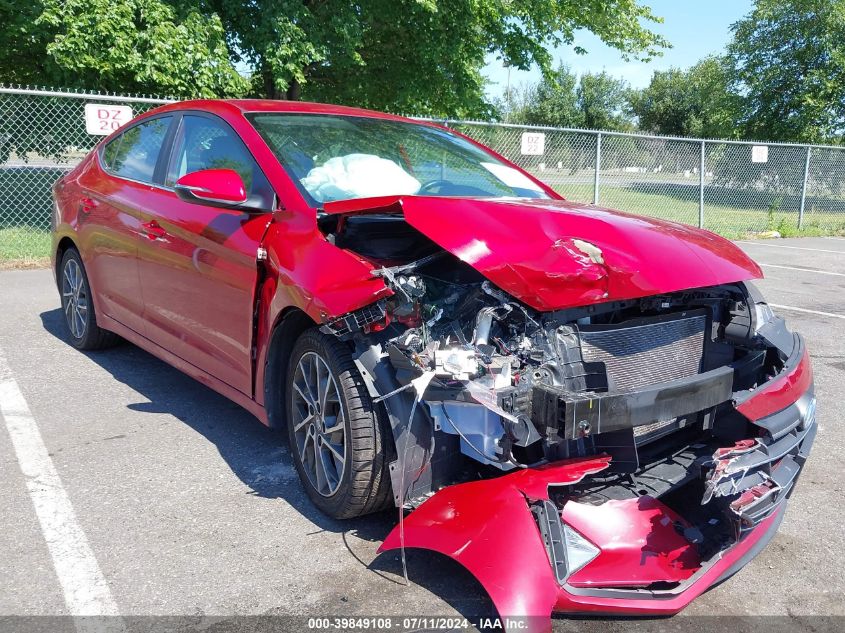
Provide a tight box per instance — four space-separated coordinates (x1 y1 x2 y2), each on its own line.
593 132 602 205
699 140 705 229
798 146 811 230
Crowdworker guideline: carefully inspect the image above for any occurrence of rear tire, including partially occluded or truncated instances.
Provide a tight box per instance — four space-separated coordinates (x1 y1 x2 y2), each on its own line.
59 249 119 350
286 329 393 519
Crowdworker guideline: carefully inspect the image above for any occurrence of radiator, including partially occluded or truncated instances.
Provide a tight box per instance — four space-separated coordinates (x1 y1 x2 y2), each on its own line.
578 311 707 393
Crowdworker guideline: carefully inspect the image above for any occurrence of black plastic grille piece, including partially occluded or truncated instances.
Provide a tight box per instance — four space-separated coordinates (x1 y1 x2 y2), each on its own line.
322 301 387 337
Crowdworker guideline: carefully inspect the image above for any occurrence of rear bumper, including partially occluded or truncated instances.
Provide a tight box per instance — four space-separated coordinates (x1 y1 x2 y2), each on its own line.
379 343 816 632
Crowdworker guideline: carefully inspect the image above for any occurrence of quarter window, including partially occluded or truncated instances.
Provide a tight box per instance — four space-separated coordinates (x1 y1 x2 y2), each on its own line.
101 136 120 170
104 116 172 183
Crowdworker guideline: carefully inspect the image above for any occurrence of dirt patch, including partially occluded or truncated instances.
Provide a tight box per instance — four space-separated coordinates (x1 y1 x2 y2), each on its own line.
0 258 51 271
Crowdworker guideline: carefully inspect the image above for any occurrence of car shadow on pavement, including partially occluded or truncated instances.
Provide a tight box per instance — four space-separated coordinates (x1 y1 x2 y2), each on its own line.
40 308 495 621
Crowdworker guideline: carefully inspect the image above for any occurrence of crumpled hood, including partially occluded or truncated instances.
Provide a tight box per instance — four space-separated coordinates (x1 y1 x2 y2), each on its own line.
324 195 762 311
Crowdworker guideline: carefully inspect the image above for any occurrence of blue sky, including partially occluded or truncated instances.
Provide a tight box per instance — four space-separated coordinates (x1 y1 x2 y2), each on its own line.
483 1 753 96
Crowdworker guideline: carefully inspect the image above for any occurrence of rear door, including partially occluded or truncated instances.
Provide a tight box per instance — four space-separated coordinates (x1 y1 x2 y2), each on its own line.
134 112 276 396
76 115 173 335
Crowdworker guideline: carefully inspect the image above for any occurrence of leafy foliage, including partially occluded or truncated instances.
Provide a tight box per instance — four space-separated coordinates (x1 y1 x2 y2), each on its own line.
577 71 633 130
0 2 57 87
508 65 634 131
508 65 583 127
506 1 845 144
1 1 246 97
728 0 845 142
38 0 248 97
630 56 742 138
214 0 667 116
2 1 667 116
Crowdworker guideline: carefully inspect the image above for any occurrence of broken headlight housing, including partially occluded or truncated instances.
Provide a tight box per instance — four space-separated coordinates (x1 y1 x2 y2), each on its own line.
744 281 776 334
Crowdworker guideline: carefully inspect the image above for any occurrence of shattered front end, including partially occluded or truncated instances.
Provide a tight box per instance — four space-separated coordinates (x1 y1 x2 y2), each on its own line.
317 198 816 632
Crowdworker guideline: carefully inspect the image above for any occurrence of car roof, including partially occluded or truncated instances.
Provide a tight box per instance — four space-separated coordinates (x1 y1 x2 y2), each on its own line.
154 99 422 124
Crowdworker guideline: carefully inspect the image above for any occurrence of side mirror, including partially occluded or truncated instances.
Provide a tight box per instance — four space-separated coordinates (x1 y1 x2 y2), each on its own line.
175 169 248 209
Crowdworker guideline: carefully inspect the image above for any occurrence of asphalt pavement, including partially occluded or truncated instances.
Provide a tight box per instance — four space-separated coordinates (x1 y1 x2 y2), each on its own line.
0 237 843 632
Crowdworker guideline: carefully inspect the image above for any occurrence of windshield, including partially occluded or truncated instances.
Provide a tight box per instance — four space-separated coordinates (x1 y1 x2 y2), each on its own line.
247 113 549 205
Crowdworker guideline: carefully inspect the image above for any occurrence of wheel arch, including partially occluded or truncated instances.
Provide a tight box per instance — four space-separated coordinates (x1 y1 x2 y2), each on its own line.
54 236 78 284
263 307 318 429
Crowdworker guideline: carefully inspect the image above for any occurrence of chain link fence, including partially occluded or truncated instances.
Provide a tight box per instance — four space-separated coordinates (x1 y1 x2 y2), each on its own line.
0 87 170 264
3 86 845 264
448 120 845 238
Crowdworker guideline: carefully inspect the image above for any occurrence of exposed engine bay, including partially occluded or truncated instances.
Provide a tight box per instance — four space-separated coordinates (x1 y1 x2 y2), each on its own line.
316 206 816 614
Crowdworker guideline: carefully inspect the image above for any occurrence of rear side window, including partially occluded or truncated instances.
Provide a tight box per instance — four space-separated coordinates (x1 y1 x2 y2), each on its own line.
166 114 274 209
101 137 120 170
102 116 172 183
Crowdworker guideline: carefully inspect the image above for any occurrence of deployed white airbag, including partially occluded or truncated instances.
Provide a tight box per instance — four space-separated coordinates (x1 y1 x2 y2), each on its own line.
301 153 421 202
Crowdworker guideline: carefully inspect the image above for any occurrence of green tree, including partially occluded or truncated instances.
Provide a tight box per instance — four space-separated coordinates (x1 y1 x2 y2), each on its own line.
631 56 741 138
508 67 635 131
37 0 248 97
0 2 57 86
509 65 583 127
576 71 633 130
208 0 667 115
1 1 247 97
2 1 668 116
728 0 845 142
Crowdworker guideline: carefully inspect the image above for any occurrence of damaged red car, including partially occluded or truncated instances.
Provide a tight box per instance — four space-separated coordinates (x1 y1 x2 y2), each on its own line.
51 100 816 632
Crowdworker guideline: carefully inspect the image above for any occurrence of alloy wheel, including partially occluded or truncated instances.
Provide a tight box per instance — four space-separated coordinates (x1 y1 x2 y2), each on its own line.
290 351 347 497
62 258 88 339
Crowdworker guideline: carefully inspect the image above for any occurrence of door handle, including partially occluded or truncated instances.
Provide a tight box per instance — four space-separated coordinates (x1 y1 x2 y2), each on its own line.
142 220 167 240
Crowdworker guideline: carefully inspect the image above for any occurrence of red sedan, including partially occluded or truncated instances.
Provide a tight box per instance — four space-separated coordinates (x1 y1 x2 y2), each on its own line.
51 100 816 631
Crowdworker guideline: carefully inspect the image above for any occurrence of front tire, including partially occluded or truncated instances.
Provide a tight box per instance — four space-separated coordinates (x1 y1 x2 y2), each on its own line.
286 329 393 519
59 249 119 350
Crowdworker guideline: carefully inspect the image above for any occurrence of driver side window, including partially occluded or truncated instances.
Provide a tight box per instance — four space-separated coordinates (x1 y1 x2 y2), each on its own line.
166 115 274 209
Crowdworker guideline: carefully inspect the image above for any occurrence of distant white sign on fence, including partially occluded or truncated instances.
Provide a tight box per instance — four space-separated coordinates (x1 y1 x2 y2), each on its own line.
84 104 133 135
751 145 769 163
521 132 545 156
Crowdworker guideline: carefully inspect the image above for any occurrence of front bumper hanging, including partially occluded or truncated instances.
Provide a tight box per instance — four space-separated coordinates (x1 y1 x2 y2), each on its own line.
379 338 816 633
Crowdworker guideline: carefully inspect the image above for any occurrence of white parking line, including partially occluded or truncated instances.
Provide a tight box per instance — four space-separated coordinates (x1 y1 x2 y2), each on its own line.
760 263 845 277
770 304 845 320
0 348 124 628
736 240 845 254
